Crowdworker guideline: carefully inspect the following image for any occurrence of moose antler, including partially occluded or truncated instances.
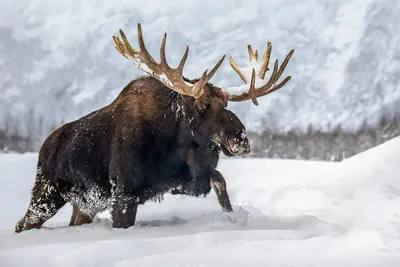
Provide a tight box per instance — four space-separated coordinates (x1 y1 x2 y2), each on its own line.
227 42 294 106
113 23 225 99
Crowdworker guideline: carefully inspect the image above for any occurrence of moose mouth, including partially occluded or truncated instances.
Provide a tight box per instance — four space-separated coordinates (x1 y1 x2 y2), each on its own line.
212 135 250 156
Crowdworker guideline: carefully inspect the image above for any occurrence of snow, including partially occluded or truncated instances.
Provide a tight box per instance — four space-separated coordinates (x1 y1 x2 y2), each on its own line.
158 73 174 88
224 55 270 96
1 137 400 266
225 83 251 97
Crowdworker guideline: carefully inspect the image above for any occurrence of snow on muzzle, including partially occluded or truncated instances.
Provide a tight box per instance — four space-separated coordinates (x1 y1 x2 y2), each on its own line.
226 136 251 155
213 131 250 156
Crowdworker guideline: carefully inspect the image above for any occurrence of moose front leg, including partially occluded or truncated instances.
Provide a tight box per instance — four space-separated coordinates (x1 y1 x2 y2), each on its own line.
210 170 233 212
110 177 138 229
110 172 139 229
111 192 138 229
109 147 140 229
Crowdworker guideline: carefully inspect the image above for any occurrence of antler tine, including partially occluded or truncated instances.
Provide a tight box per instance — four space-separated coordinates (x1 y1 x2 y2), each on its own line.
113 23 226 99
258 49 294 97
259 75 292 97
177 46 189 74
136 23 157 69
119 29 137 58
229 56 247 83
259 42 272 79
192 70 209 97
275 49 294 81
226 42 294 105
160 33 170 69
248 68 258 106
112 35 127 59
204 55 226 83
247 45 258 62
262 59 279 93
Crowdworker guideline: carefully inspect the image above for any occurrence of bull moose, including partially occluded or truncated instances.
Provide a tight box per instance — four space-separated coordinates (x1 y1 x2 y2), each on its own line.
15 23 294 232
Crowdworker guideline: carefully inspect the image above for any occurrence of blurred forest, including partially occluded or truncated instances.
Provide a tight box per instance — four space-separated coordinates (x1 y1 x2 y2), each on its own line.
1 115 399 161
245 116 400 161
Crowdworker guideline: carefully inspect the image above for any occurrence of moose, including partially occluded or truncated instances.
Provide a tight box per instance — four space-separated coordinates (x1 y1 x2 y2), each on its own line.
15 23 294 232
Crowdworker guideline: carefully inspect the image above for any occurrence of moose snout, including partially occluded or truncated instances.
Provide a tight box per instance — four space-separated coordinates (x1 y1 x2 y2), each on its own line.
227 136 251 155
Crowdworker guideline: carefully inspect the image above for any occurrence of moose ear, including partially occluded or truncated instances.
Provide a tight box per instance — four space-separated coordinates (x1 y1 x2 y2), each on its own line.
195 102 207 114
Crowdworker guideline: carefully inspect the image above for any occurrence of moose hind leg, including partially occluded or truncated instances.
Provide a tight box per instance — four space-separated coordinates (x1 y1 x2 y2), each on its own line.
210 170 233 212
69 205 93 226
69 205 78 226
15 175 65 233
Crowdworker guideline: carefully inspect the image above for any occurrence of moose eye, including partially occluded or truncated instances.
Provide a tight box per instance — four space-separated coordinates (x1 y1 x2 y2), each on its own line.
196 103 207 114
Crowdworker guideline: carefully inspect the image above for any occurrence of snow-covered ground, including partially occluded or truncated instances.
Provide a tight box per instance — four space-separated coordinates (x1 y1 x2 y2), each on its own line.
1 137 400 266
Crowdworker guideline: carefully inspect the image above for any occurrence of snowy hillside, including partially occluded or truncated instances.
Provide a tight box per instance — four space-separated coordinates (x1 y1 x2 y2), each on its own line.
0 0 399 140
1 137 400 266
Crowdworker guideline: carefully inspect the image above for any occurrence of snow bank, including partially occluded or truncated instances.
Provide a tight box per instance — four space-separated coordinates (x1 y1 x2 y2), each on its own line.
1 137 400 266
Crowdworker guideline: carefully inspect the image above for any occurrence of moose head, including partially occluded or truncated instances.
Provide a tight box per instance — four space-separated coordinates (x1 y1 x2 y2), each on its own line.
112 23 294 156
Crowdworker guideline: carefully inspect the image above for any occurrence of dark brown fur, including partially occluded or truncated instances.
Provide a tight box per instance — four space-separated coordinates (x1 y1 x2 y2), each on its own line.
15 76 250 232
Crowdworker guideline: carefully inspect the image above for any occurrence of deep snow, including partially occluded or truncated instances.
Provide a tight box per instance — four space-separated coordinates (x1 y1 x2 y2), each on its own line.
1 137 400 266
